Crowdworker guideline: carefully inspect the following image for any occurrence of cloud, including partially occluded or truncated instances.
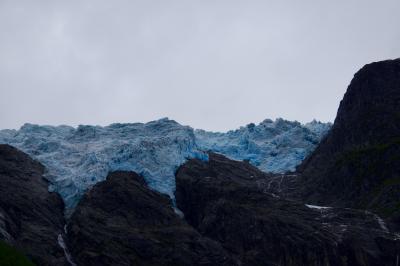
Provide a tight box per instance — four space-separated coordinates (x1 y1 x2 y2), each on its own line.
1 0 399 131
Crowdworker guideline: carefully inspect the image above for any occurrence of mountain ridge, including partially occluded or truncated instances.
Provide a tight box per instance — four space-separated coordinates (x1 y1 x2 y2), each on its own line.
1 58 400 265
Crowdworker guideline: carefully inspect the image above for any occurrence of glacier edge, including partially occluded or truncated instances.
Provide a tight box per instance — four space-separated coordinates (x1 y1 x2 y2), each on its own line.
0 118 331 211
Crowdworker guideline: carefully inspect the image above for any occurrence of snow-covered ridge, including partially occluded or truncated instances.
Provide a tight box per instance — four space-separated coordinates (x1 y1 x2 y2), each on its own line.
0 118 330 210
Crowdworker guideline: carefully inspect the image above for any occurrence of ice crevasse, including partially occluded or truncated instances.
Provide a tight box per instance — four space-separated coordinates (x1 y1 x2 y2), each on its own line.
0 118 330 210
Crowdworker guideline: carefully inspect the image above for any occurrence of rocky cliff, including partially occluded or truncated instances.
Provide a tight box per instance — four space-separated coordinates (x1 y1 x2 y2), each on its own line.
175 153 400 266
0 144 67 265
67 171 235 266
296 59 400 224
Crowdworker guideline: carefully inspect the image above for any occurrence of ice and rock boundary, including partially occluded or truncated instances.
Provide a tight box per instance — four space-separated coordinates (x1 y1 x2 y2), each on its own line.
0 117 330 210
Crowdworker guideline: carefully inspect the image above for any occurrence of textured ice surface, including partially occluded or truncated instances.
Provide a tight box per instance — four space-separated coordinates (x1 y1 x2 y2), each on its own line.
195 119 331 173
0 118 330 210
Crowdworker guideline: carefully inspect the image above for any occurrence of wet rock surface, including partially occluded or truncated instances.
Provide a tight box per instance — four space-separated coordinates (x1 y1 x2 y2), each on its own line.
67 171 235 266
0 144 67 265
176 153 400 266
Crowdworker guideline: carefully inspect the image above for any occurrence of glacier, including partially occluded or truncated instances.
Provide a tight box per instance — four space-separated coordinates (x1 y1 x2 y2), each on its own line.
0 118 330 211
195 118 330 173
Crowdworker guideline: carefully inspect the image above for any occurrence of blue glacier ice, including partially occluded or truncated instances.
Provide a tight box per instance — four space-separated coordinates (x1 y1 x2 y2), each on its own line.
0 118 330 210
195 118 331 173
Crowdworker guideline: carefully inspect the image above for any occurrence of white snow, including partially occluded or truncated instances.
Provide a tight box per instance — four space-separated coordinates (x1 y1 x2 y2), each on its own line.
305 204 332 210
375 214 389 233
0 118 330 210
365 210 390 233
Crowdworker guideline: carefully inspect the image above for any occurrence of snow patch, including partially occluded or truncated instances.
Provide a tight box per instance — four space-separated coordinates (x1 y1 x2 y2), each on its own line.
374 214 389 233
305 204 332 210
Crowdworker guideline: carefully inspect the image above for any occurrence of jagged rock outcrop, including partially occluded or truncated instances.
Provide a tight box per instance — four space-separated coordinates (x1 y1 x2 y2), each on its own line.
296 59 400 223
0 144 67 265
67 171 236 266
176 153 400 266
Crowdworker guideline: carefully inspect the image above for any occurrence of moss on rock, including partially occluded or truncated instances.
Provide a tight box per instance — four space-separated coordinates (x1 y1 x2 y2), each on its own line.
0 241 35 266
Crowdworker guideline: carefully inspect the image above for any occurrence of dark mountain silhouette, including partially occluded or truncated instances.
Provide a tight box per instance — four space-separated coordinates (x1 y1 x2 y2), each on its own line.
296 59 400 227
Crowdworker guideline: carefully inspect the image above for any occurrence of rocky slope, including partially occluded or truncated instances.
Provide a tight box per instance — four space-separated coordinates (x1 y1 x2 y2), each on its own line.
295 59 400 223
67 171 235 266
175 153 400 266
0 144 67 265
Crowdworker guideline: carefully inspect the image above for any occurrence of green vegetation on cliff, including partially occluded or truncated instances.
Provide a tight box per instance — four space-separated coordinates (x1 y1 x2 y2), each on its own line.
336 137 400 216
0 241 35 266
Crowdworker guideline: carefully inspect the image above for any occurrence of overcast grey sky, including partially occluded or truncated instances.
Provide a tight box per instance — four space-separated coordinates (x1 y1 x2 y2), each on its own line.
0 1 399 131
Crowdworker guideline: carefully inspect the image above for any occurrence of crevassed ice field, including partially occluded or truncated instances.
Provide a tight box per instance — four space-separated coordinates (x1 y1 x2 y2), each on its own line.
0 118 330 210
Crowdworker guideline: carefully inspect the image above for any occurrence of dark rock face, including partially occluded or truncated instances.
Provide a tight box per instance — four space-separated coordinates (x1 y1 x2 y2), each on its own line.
67 170 235 266
176 153 400 266
0 144 67 265
296 59 400 220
